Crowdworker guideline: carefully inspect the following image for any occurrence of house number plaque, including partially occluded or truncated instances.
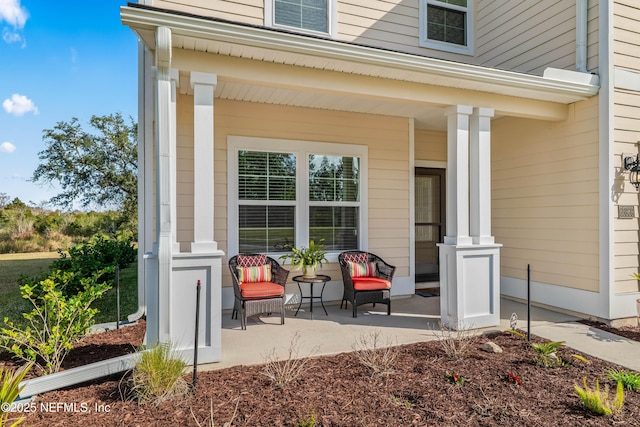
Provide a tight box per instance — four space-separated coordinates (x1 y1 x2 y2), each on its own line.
618 205 635 219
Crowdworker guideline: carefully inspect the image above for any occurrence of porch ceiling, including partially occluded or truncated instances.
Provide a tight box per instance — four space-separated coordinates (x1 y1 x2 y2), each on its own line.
122 3 600 129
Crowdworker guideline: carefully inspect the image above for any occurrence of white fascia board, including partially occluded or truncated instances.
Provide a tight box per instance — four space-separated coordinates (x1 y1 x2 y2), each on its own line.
121 5 599 104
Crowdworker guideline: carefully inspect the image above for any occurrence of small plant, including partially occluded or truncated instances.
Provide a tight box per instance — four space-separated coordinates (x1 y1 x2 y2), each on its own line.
571 354 591 365
0 270 111 374
502 372 524 387
433 321 479 360
0 363 32 427
390 395 413 408
445 372 467 386
279 240 328 278
352 331 399 378
506 329 526 340
129 343 189 406
296 413 317 427
606 368 640 392
574 377 624 416
262 333 315 389
190 398 239 427
531 340 565 367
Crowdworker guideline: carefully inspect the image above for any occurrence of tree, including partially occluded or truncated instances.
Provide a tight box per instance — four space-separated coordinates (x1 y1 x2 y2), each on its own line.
32 113 137 216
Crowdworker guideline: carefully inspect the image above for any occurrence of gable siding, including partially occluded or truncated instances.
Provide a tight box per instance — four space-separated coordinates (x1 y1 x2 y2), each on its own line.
491 96 600 292
613 0 640 294
148 0 596 76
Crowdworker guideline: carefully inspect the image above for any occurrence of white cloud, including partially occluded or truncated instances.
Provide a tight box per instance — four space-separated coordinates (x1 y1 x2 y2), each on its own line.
2 93 38 116
0 141 16 153
0 0 27 45
0 0 27 28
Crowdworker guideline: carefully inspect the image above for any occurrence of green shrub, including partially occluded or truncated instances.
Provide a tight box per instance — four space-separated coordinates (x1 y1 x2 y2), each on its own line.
0 270 111 375
0 363 32 427
606 368 640 392
531 340 565 367
574 377 624 416
129 343 189 405
51 234 136 295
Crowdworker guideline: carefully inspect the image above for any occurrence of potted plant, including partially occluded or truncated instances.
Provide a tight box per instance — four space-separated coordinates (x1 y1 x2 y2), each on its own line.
280 239 328 279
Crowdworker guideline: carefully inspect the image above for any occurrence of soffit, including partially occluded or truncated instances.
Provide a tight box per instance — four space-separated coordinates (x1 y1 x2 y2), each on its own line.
122 4 599 128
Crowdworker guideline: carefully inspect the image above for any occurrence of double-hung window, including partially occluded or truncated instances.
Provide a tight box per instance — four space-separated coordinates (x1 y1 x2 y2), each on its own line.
265 0 337 37
420 0 474 55
229 137 367 258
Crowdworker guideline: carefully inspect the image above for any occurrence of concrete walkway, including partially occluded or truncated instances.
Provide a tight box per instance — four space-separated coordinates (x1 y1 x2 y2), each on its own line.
204 295 640 372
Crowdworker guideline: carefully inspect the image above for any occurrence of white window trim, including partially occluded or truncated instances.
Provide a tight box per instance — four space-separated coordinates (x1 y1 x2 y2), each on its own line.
264 0 338 38
227 135 368 263
419 0 474 56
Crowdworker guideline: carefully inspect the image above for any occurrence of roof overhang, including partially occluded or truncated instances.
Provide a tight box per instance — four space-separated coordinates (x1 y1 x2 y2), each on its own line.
121 3 599 115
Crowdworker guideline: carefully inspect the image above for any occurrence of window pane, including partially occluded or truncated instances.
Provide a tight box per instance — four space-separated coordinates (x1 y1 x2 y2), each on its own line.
309 155 359 202
275 0 327 32
427 4 466 46
239 151 296 201
239 205 295 253
309 206 358 251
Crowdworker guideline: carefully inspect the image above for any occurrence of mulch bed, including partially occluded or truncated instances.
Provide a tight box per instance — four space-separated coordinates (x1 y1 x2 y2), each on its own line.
579 319 640 342
4 325 639 427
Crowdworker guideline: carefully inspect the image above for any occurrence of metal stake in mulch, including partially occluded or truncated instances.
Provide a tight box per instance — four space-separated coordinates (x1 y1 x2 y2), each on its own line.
192 279 201 389
115 265 120 330
527 264 531 341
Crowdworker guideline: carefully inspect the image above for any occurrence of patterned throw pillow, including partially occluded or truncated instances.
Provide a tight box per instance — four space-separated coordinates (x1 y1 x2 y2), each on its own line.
343 252 369 264
237 254 267 267
348 261 377 278
237 265 272 283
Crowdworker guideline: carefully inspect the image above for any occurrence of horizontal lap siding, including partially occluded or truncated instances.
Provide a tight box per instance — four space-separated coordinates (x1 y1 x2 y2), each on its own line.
151 0 263 24
492 96 600 292
414 129 446 162
213 100 411 285
613 0 640 293
476 0 576 75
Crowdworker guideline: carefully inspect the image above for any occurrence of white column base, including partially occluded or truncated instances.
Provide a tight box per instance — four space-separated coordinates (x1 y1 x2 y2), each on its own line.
438 243 502 330
190 241 219 253
166 252 224 364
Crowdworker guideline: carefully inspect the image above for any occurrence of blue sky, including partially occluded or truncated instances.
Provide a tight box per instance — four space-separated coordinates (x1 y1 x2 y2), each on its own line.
0 0 138 207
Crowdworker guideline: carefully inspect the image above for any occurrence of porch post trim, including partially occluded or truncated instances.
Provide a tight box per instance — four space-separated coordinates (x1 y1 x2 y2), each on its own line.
170 68 180 253
444 104 473 245
155 26 173 343
190 71 218 253
470 107 495 244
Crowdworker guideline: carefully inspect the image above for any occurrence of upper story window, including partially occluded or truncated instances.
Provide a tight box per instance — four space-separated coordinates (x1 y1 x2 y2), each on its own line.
265 0 337 37
420 0 474 56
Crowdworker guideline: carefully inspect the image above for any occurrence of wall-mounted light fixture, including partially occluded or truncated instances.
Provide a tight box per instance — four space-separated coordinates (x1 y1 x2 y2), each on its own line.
623 154 640 190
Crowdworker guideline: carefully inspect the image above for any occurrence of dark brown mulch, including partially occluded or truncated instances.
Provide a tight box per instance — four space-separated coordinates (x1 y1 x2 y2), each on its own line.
578 319 640 343
6 327 640 427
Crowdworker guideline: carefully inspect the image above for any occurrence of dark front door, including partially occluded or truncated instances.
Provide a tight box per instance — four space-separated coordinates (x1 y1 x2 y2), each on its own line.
415 168 445 282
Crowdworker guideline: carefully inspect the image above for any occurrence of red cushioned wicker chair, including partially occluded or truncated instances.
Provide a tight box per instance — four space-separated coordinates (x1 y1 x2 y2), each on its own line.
229 254 289 330
338 251 396 318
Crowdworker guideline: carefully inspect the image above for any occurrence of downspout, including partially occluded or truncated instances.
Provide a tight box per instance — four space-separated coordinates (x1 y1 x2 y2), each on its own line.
576 0 588 72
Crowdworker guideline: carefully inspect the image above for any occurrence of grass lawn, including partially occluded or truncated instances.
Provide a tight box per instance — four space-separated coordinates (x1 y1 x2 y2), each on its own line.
0 252 138 326
0 252 59 323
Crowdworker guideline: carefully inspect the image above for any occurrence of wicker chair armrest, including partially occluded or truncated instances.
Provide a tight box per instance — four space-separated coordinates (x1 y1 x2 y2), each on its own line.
374 258 396 281
270 261 289 286
339 261 356 291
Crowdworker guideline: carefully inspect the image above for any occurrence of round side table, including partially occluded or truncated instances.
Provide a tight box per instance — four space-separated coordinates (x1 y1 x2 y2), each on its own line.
292 275 330 319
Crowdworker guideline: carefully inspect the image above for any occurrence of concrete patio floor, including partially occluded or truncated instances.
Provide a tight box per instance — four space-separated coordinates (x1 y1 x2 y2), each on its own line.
205 295 581 371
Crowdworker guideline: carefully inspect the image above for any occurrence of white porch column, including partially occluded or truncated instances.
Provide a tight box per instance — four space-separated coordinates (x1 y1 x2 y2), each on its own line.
150 26 173 345
170 69 180 253
439 104 500 330
470 107 495 244
190 71 218 253
444 105 473 245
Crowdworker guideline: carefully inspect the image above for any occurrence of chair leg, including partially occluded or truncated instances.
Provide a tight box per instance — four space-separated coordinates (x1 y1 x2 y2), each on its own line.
387 301 391 316
232 309 237 320
352 298 357 318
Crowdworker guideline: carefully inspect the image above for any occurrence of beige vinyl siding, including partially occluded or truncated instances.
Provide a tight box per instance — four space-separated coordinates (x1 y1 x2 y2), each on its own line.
612 0 640 293
492 96 600 292
414 129 446 162
475 0 575 75
613 0 640 69
151 0 264 25
187 99 411 287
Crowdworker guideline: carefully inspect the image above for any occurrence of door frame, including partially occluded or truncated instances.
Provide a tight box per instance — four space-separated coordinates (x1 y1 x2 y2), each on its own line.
414 164 446 283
